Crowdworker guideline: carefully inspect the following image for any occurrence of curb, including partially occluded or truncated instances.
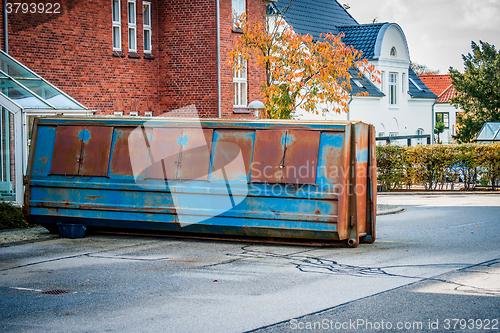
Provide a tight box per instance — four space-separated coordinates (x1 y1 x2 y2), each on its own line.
377 207 404 216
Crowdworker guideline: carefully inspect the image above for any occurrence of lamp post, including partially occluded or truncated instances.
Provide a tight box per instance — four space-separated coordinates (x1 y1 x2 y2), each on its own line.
247 100 265 119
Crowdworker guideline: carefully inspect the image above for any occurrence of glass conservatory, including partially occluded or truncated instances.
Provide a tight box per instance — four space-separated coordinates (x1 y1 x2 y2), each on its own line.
475 122 500 143
0 50 93 204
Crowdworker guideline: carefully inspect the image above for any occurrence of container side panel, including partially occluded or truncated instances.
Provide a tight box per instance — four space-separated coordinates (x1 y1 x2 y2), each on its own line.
338 125 351 240
50 126 83 176
31 126 57 176
355 123 369 235
283 130 320 185
79 126 114 177
124 126 153 179
250 130 285 183
238 196 338 222
147 127 182 179
210 129 255 182
178 129 213 181
110 127 151 177
316 132 345 187
30 186 176 212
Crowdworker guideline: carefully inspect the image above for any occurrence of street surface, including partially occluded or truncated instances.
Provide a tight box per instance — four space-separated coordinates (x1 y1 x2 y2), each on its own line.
1 194 499 332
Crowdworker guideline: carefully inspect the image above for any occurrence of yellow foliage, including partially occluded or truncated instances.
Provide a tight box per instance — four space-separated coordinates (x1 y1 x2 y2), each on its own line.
228 14 379 119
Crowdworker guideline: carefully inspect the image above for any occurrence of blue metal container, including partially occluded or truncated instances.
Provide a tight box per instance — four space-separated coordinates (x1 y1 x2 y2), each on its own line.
24 117 376 247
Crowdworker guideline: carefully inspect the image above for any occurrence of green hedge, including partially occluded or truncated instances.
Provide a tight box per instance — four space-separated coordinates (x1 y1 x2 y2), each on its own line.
376 143 500 191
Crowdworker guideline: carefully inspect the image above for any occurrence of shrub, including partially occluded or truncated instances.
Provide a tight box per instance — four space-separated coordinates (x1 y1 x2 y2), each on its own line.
0 201 30 230
376 143 500 191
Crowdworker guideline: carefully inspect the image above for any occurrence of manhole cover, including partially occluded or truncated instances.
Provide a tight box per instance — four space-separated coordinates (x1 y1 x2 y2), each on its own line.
38 289 72 295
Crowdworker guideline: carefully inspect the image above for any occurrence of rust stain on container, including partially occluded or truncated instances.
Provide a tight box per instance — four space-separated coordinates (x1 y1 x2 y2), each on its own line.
110 127 149 176
51 126 82 175
211 129 254 181
283 130 320 184
79 126 113 177
250 130 285 183
178 129 213 180
148 127 182 179
51 125 113 177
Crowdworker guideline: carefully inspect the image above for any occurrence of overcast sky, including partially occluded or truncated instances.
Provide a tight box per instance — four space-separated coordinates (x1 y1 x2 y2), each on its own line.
344 0 500 73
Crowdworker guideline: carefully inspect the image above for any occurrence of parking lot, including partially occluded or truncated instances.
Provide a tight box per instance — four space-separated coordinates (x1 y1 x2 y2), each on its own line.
1 194 499 332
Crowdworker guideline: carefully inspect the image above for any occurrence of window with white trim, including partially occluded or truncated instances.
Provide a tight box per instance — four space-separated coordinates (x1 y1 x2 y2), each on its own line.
233 55 247 108
143 2 152 53
436 112 449 128
380 71 384 92
390 46 397 57
389 72 397 105
128 0 137 52
416 128 424 144
112 0 121 50
232 0 246 27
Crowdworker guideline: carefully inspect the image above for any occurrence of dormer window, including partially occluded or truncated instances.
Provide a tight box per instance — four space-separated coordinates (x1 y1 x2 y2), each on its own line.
390 46 397 57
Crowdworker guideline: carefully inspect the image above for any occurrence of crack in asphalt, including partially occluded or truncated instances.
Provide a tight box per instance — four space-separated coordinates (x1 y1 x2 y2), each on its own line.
229 246 500 295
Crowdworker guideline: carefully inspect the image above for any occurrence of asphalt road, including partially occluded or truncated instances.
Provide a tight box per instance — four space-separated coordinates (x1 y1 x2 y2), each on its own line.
1 194 499 333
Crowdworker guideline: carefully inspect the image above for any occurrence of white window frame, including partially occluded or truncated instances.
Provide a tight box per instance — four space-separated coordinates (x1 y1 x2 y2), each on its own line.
389 72 397 105
380 71 384 92
128 0 137 53
233 55 247 108
232 0 246 27
143 1 152 53
416 128 425 144
112 0 121 51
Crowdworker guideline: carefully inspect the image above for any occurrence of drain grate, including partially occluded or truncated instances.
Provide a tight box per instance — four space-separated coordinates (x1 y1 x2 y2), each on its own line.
38 289 72 295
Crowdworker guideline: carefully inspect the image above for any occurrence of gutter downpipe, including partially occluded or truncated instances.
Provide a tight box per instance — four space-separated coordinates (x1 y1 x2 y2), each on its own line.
431 100 436 144
216 0 221 118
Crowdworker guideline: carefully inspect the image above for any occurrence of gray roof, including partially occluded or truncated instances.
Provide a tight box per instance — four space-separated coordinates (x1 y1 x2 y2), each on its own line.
269 0 357 38
348 68 384 97
337 23 389 59
408 68 438 99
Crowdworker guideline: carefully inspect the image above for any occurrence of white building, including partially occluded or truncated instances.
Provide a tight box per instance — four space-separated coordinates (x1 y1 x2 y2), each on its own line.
269 1 437 145
419 74 462 144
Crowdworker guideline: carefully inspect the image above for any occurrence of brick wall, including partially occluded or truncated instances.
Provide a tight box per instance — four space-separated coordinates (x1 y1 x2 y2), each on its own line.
220 0 266 119
0 0 265 117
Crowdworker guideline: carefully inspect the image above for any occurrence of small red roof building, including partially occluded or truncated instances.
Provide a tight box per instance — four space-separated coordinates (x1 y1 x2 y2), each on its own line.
418 75 456 103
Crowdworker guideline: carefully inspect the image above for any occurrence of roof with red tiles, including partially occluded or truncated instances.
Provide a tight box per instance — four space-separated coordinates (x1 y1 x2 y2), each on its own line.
418 74 455 103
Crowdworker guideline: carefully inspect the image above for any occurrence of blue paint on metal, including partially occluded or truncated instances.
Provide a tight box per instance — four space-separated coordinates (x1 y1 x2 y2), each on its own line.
25 117 376 246
356 148 368 163
31 126 56 176
177 134 189 147
78 128 91 144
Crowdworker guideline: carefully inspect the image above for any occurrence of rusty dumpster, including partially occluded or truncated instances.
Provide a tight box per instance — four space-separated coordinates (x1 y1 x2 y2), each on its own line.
24 117 376 247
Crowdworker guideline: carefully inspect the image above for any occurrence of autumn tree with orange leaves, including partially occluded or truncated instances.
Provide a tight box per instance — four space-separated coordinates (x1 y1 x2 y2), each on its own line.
228 11 379 119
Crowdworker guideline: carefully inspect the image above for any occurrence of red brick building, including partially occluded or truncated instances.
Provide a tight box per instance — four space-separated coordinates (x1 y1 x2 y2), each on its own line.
0 0 266 118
